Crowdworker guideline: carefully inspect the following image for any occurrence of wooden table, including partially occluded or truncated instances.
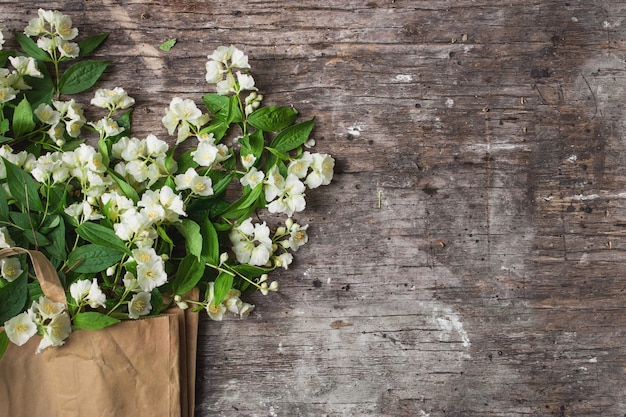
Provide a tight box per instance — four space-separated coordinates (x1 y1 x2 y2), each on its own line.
4 1 626 416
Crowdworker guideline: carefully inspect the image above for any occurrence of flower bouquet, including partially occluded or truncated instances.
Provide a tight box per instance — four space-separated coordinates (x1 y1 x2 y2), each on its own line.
0 10 334 357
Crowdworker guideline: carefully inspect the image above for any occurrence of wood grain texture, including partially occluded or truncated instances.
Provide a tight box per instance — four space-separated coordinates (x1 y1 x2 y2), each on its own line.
3 1 626 416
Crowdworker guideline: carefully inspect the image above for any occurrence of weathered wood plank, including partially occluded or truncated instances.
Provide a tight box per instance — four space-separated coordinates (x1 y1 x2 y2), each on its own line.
3 0 626 416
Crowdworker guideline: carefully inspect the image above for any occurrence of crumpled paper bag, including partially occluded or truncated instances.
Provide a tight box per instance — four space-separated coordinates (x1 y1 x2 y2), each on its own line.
0 248 198 417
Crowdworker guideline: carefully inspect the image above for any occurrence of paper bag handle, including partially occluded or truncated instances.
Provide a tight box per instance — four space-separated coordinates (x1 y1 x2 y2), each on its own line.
0 247 66 305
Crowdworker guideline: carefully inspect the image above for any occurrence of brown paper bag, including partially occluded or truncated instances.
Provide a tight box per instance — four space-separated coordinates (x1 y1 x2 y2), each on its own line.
0 248 198 417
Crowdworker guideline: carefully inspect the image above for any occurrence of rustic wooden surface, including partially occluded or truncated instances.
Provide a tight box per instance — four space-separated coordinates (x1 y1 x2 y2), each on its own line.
4 1 626 416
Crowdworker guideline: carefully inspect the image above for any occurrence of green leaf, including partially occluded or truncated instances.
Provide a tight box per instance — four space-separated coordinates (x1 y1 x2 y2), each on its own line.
173 254 205 295
46 216 67 261
79 33 110 56
150 287 165 314
177 219 202 258
23 229 51 247
115 109 132 135
211 172 235 196
270 118 315 152
202 94 229 118
232 263 272 279
3 158 44 212
159 38 177 51
0 189 9 221
67 244 124 274
0 273 28 324
77 222 131 256
0 330 9 361
219 183 263 218
265 146 291 161
97 137 110 167
14 32 51 62
73 312 120 331
12 98 36 139
247 106 298 132
108 170 139 203
199 218 219 264
213 271 234 306
0 119 9 136
58 60 111 94
0 51 16 67
200 118 229 140
227 95 243 124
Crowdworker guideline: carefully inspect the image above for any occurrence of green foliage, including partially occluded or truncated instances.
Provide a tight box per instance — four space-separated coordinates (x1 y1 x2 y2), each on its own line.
0 10 334 355
73 312 120 331
247 106 298 132
58 60 111 94
67 244 124 274
158 38 177 52
0 273 28 323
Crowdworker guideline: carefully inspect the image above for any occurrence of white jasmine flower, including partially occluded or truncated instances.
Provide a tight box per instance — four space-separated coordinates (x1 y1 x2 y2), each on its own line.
224 294 242 314
208 45 233 63
287 152 313 179
47 123 65 144
191 141 219 167
70 279 91 304
24 10 46 37
0 257 22 282
287 222 309 251
264 166 285 202
86 279 107 308
235 71 257 92
32 296 65 321
267 174 306 217
174 167 196 191
91 87 135 111
145 134 169 158
162 97 209 144
230 47 250 68
100 191 134 222
157 186 186 219
122 272 139 292
205 282 226 321
190 175 214 196
34 103 62 125
274 252 293 269
57 39 80 59
239 302 254 317
0 226 14 248
37 312 72 353
36 37 53 54
229 218 273 266
132 247 160 265
64 201 104 222
9 56 43 79
138 198 166 224
114 208 152 242
205 60 225 84
4 312 37 346
305 153 335 189
113 136 143 162
241 153 256 170
136 257 167 292
121 160 147 184
90 117 124 138
216 72 236 96
0 86 17 104
52 12 78 40
128 291 152 319
240 167 264 188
